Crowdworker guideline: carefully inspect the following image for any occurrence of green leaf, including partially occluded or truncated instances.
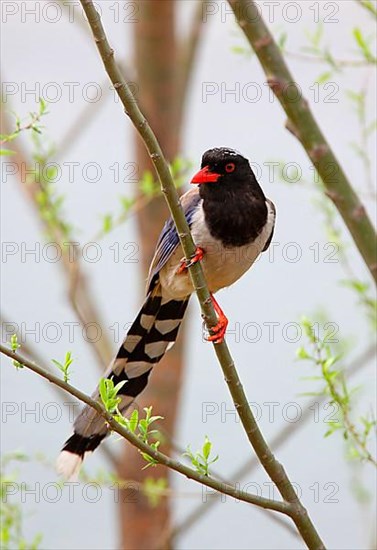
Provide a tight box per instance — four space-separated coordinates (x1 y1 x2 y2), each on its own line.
143 477 167 508
231 45 247 55
140 171 157 196
39 97 47 115
128 409 139 433
170 156 183 174
8 334 22 369
202 436 211 460
296 347 311 360
102 214 113 234
0 148 16 156
149 415 163 424
183 436 218 476
323 356 338 370
358 0 377 17
51 351 73 383
99 378 108 406
353 28 376 62
10 334 20 352
278 32 287 50
342 279 369 293
317 71 333 84
119 195 135 212
113 380 126 395
45 166 58 182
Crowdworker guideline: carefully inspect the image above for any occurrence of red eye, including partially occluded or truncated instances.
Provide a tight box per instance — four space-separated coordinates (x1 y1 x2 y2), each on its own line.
225 163 235 173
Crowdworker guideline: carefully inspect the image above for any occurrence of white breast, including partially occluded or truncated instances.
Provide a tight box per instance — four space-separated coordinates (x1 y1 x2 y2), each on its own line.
159 200 275 300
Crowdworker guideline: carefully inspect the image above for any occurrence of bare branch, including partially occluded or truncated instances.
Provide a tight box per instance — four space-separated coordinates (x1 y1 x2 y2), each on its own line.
0 313 118 468
0 106 113 369
0 344 291 515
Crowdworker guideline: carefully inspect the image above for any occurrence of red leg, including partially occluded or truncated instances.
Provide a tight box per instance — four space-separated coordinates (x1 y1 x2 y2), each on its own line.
207 294 228 344
176 247 205 274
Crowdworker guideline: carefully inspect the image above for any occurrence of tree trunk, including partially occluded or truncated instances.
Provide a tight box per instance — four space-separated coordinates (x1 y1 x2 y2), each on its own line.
117 2 183 549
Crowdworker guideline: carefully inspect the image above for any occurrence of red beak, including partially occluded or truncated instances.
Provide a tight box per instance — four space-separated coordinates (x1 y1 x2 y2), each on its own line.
190 166 221 184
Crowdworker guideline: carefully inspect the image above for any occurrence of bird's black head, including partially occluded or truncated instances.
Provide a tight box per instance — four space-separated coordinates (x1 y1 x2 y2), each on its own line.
191 147 264 201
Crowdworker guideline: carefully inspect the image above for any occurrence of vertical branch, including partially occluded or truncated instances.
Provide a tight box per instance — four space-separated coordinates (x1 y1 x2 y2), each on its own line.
228 0 377 284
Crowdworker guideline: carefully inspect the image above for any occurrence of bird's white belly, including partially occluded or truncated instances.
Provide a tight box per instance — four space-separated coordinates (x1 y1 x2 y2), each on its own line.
159 201 275 300
201 239 261 292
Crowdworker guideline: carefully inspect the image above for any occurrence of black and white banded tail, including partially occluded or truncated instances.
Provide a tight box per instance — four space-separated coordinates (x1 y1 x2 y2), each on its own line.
57 286 189 479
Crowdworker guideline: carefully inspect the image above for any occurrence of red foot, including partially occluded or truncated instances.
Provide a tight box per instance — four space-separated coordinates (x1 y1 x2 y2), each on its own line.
176 247 205 274
207 294 228 344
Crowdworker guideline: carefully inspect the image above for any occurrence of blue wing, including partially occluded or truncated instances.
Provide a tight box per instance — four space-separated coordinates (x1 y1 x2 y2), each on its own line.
146 188 202 292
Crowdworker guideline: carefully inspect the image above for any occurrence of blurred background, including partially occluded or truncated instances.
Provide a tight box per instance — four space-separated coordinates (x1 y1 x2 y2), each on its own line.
1 1 376 549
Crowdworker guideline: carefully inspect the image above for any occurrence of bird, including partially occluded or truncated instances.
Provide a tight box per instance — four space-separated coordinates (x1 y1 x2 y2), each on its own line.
56 147 276 478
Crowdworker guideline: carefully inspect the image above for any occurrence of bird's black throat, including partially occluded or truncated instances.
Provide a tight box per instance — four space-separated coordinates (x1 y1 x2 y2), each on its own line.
200 183 268 248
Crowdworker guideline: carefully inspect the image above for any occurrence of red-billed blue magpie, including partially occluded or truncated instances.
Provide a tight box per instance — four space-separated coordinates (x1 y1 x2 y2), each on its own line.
57 147 276 478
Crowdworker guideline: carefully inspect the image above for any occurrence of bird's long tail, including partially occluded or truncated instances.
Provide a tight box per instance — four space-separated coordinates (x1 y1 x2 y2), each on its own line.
56 286 189 479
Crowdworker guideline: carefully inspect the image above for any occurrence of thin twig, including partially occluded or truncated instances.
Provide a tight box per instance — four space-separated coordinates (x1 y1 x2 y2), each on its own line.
284 50 374 67
0 314 118 467
78 2 326 547
0 107 113 369
168 344 377 542
355 0 377 18
312 337 376 467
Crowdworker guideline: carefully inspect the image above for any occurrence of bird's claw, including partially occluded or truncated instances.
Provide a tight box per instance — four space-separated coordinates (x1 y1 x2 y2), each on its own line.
207 317 228 344
177 247 205 274
206 293 228 344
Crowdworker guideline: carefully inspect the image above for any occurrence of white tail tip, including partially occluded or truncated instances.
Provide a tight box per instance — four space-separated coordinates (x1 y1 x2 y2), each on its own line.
56 451 83 481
